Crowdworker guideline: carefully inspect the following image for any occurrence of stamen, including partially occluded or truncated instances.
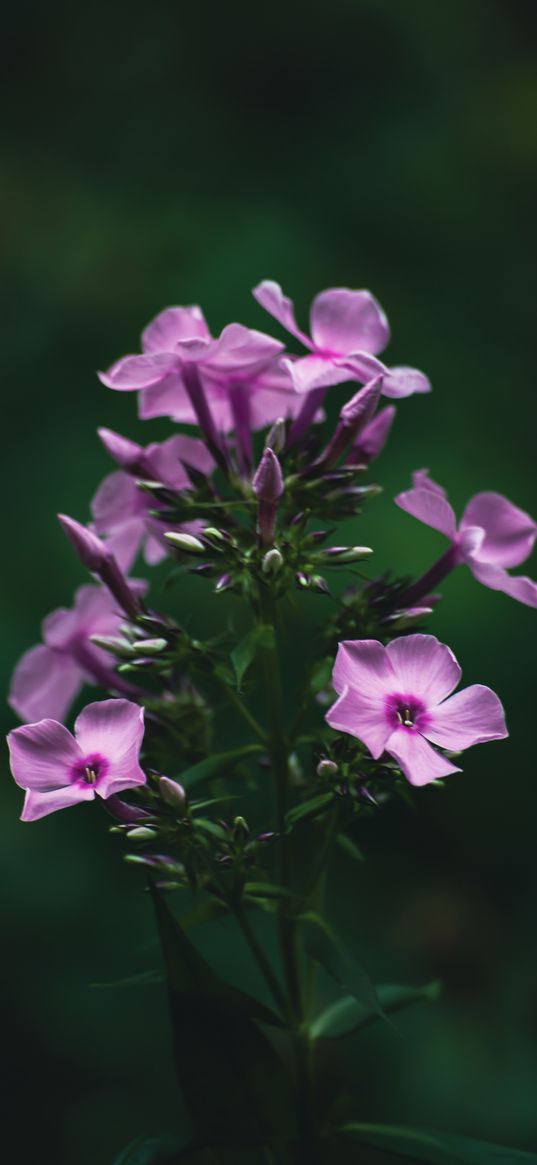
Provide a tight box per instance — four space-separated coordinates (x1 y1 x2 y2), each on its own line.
84 766 98 784
403 708 414 727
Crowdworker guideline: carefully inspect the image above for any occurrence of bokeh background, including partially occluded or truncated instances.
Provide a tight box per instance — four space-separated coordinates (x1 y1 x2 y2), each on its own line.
2 0 537 1160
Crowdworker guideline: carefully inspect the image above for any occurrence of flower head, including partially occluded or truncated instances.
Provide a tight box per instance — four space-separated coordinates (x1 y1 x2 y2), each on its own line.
9 584 138 724
253 280 430 399
325 634 507 786
8 698 146 821
395 470 537 608
98 306 301 432
91 430 214 571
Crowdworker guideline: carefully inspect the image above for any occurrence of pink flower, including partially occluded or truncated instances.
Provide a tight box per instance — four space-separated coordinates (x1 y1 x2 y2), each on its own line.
346 405 396 466
395 470 537 608
325 634 507 786
91 429 214 572
8 698 146 821
253 281 430 399
9 585 138 724
98 305 300 431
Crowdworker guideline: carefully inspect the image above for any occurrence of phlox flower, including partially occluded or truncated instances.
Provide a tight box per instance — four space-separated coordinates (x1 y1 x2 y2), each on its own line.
98 306 302 432
9 584 139 724
91 429 214 572
253 281 430 398
8 698 146 821
395 470 537 608
326 634 507 786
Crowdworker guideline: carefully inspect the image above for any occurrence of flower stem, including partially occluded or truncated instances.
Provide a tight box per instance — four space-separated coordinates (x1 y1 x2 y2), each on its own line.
400 544 460 607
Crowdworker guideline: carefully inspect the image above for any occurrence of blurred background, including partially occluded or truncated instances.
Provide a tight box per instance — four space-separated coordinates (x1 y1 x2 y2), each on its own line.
2 0 537 1159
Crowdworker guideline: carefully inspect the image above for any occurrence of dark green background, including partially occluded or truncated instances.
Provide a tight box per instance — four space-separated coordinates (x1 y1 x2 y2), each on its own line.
2 1 537 1160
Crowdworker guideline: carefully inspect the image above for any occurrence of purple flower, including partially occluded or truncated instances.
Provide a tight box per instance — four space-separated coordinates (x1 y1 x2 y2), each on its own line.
91 429 214 571
8 698 146 821
58 515 143 619
325 634 507 786
395 470 537 608
253 281 430 399
9 584 138 724
98 306 301 432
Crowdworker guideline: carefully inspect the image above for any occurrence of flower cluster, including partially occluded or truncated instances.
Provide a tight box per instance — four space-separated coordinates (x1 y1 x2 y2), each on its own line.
7 278 534 817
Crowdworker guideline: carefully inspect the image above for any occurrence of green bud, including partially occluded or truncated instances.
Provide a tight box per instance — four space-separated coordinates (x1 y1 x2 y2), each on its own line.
262 548 284 575
133 638 168 654
164 532 206 554
126 826 158 841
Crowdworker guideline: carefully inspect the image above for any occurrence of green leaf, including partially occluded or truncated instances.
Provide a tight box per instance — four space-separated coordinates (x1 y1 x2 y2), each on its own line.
231 624 275 689
285 792 333 827
179 745 263 790
337 1123 537 1164
150 883 295 1144
243 882 294 901
92 969 163 990
311 981 441 1040
112 1133 191 1164
300 912 381 1019
337 833 365 862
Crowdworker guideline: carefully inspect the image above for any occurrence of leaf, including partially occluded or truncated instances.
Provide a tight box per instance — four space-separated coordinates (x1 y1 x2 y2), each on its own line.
311 981 441 1040
337 833 365 862
231 624 275 688
150 883 295 1145
243 882 295 901
285 793 333 827
112 1133 192 1164
300 912 381 1019
179 745 263 790
337 1123 537 1164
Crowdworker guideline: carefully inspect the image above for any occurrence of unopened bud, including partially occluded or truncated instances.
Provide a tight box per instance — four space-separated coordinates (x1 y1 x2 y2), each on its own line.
296 571 311 589
320 546 373 564
262 548 283 575
159 777 187 811
90 635 135 657
316 759 339 778
135 638 168 654
264 417 286 454
214 572 233 593
312 575 330 594
233 815 250 837
126 826 158 841
252 448 284 503
203 527 228 543
164 532 206 554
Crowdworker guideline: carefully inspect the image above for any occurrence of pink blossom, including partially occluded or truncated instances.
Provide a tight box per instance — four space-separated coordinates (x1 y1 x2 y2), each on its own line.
253 281 430 399
326 634 507 786
91 429 214 571
98 306 301 433
395 470 537 608
346 405 396 466
8 698 146 821
9 585 139 724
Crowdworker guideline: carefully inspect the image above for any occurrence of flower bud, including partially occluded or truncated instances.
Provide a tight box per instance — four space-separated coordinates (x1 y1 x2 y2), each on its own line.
252 447 284 503
164 532 206 554
134 638 168 654
233 815 250 838
159 776 187 811
58 514 112 571
264 417 286 454
90 635 135 657
320 546 373 564
262 548 284 575
316 759 339 778
203 527 229 543
126 826 158 841
214 572 233 593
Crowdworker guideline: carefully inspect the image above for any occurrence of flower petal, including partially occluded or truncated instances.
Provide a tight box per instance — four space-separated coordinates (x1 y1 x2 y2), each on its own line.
98 352 179 391
285 354 358 394
332 639 395 698
21 783 95 821
387 729 461 786
252 280 311 346
423 684 508 750
203 323 283 377
310 288 390 356
465 557 537 608
411 469 447 496
460 491 537 568
395 486 457 540
9 646 83 724
98 428 144 471
381 366 431 398
142 306 210 353
325 686 392 759
386 634 461 705
74 698 145 764
350 405 396 464
8 719 81 790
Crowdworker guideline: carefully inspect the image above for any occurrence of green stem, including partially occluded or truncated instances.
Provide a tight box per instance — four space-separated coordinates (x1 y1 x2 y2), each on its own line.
233 901 289 1019
223 682 267 743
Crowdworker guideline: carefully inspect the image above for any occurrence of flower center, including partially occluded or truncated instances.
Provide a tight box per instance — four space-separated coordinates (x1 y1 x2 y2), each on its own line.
385 693 428 733
70 752 109 787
